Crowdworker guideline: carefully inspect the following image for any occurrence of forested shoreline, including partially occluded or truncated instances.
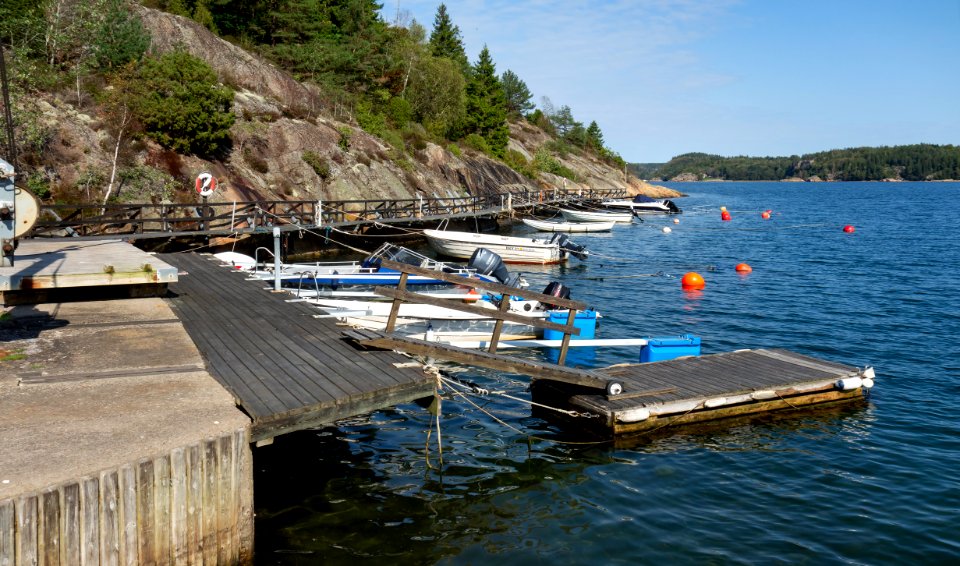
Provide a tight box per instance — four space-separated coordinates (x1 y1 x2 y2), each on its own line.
639 144 960 182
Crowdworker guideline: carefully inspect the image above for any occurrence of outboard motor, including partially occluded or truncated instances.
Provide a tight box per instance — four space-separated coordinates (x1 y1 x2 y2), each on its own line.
665 199 682 214
502 272 524 289
540 280 571 309
468 247 511 283
549 233 588 260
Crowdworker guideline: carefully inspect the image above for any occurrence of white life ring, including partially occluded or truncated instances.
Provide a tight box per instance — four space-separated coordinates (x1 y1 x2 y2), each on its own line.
195 172 218 197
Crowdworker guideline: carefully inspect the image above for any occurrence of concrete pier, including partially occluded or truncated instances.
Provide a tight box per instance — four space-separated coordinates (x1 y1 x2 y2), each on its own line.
1 297 252 564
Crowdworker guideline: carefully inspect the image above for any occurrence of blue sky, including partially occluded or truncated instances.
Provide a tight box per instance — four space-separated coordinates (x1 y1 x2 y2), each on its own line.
382 0 960 163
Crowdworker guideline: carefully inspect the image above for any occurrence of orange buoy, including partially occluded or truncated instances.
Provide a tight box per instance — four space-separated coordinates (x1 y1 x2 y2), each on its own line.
761 211 771 220
463 288 480 303
681 272 705 290
735 263 752 273
843 225 855 233
721 211 732 221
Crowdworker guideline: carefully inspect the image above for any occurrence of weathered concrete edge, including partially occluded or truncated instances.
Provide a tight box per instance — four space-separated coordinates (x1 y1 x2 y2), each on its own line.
0 426 254 565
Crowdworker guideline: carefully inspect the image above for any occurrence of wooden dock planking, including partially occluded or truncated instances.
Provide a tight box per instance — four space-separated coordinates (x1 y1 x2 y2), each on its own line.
536 349 868 435
0 239 178 297
160 253 435 441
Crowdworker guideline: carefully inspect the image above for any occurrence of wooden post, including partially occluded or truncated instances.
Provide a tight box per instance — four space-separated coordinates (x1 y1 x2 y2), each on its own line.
486 294 512 354
385 272 407 332
556 309 578 366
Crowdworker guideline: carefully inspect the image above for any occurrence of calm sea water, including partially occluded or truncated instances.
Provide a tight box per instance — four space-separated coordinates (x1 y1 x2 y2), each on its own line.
254 182 960 564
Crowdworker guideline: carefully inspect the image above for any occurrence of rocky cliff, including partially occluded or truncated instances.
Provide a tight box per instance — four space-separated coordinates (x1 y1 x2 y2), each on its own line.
33 6 678 206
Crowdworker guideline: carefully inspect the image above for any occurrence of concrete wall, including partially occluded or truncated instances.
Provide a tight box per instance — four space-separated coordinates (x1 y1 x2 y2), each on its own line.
0 428 253 565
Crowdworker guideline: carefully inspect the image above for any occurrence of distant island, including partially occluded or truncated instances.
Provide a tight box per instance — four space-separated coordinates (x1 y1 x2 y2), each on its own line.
631 144 960 182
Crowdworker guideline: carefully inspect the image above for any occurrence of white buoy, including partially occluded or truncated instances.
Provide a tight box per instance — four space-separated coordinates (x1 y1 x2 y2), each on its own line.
837 376 864 391
751 390 777 400
862 378 875 389
704 397 727 408
863 367 876 379
662 226 672 234
673 218 680 224
618 407 650 423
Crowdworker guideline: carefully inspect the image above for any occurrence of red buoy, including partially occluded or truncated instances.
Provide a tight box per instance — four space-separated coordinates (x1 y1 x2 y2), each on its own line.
721 211 732 221
761 211 771 220
681 272 705 290
735 263 752 273
843 225 855 233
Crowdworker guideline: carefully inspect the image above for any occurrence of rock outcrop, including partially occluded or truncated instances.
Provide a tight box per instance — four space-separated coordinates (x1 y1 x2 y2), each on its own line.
34 5 680 206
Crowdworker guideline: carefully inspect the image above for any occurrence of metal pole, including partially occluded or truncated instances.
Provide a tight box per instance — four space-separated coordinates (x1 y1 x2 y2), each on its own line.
0 159 15 266
272 226 282 291
0 47 17 168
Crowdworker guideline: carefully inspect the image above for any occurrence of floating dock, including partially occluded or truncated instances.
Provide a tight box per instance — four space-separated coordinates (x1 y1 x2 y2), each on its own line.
532 348 873 436
0 239 178 305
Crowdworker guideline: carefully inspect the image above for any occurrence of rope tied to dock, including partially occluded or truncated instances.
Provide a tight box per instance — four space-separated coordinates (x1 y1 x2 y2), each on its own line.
439 374 600 420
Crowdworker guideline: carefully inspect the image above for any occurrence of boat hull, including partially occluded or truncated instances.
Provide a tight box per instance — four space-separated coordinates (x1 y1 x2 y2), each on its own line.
522 218 615 233
423 229 565 264
559 208 634 224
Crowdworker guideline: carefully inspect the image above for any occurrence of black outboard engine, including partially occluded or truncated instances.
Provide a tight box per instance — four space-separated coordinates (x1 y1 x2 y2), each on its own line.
502 272 523 289
541 281 571 309
665 199 682 214
468 247 511 283
550 233 588 260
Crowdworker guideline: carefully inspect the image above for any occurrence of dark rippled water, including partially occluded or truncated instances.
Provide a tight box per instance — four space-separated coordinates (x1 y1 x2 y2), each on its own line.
254 182 960 564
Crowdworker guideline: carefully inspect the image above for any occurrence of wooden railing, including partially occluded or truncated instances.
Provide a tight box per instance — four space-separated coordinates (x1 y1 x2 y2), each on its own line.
351 258 620 393
31 189 626 238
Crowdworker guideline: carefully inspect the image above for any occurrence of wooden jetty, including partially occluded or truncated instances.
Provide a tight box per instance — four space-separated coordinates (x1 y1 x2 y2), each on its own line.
347 261 876 436
32 190 623 240
532 349 873 436
158 252 436 443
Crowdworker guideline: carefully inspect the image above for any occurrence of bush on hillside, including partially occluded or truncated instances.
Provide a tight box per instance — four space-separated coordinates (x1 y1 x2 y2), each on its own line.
126 51 235 157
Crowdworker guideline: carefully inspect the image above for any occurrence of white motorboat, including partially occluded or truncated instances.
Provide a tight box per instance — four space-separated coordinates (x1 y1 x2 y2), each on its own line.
522 218 615 233
602 194 682 214
215 243 516 288
423 229 588 264
309 280 600 344
559 208 635 224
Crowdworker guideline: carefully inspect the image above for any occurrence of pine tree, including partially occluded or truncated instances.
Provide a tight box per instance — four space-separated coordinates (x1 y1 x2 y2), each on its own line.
501 69 533 117
95 0 151 70
463 45 509 157
586 120 604 150
428 4 468 74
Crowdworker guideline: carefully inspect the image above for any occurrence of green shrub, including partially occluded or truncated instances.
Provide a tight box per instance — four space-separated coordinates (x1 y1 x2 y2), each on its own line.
534 147 578 181
380 129 404 153
385 97 413 127
127 51 235 157
401 123 428 151
337 127 352 151
462 133 491 155
503 149 537 179
354 100 385 136
446 143 462 158
302 151 330 179
25 172 51 200
116 166 178 203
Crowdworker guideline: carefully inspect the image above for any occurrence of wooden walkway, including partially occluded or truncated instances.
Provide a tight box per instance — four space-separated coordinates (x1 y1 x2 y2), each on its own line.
159 253 434 442
533 348 871 435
